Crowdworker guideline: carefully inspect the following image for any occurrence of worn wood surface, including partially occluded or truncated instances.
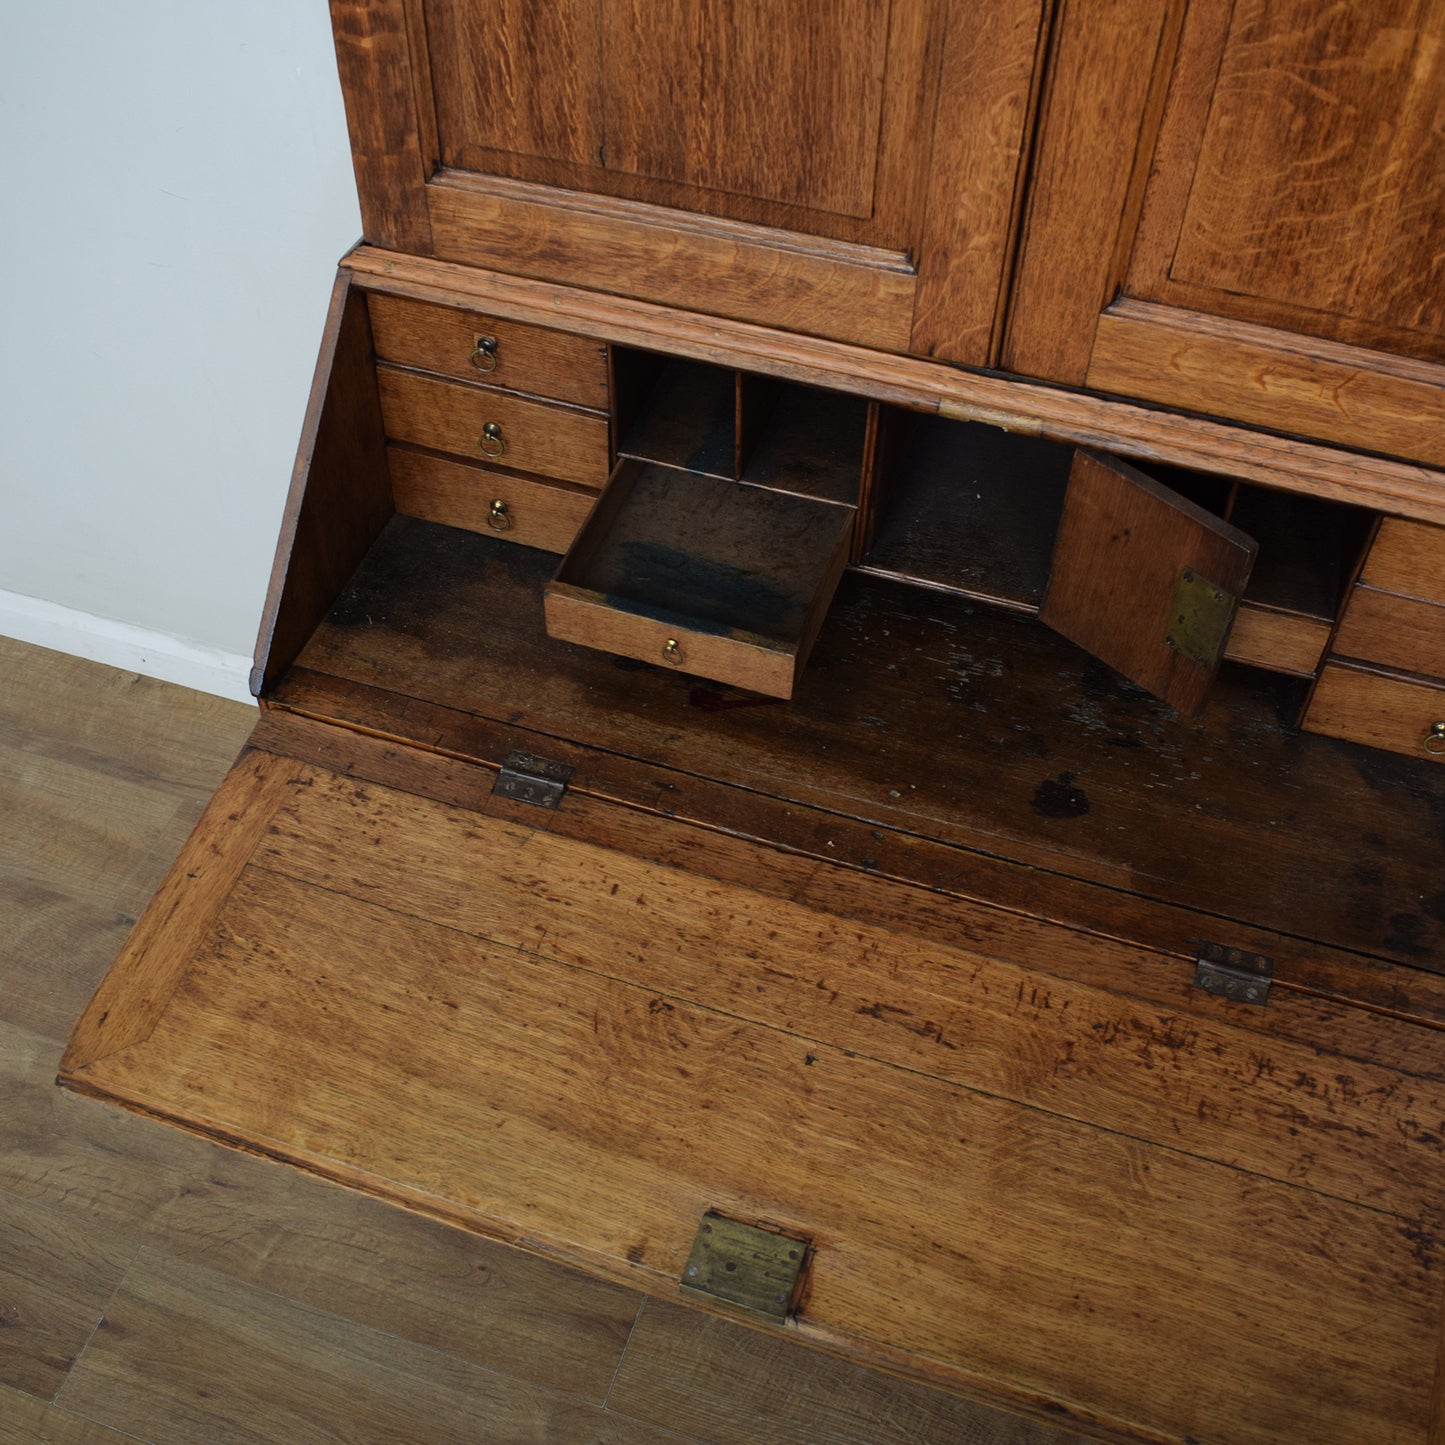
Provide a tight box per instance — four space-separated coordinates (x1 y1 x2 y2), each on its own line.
1088 302 1445 468
388 445 596 550
1335 586 1445 680
295 520 1445 973
366 291 610 409
12 640 1020 1444
376 364 611 486
1303 663 1445 762
1364 517 1445 601
740 383 870 508
346 251 1445 523
251 274 395 696
63 761 1444 1444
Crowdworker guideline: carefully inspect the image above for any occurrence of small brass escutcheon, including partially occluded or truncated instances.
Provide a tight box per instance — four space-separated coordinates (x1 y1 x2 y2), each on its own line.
680 1213 809 1321
1164 567 1239 669
471 335 499 371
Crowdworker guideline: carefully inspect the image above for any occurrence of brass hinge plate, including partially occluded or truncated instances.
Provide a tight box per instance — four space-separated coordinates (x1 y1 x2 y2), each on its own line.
1194 942 1273 1005
492 750 574 809
1165 568 1240 668
680 1213 809 1322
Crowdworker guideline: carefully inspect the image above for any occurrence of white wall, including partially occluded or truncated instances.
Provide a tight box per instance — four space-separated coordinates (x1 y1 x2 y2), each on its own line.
0 3 362 700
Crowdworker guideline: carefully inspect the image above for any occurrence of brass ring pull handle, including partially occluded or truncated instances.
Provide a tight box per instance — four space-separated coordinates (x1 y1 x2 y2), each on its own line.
662 638 685 667
1426 721 1445 755
471 335 499 372
487 499 511 532
479 422 505 458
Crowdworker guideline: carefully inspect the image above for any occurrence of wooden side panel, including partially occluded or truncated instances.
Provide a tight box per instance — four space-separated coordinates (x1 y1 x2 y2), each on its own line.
1040 452 1257 714
251 274 395 698
329 0 434 254
62 769 1444 1445
1001 0 1179 382
1088 302 1445 468
909 0 1049 366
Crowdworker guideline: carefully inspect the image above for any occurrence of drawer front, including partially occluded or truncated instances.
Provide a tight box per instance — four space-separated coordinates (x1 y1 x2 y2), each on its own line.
1303 662 1445 762
1360 518 1445 602
1333 585 1445 679
387 446 594 553
368 292 609 411
377 366 612 488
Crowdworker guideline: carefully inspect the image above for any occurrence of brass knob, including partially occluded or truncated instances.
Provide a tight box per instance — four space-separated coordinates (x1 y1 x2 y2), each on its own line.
487 498 511 532
479 422 505 458
662 638 685 667
471 335 499 372
1426 721 1445 755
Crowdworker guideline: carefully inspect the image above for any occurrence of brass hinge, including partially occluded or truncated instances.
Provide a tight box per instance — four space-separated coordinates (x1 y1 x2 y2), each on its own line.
680 1213 810 1322
492 750 574 809
1165 568 1241 668
1194 942 1273 1005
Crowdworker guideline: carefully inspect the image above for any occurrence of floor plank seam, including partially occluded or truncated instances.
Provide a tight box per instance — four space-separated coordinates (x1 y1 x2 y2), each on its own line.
53 1236 150 1413
602 1292 649 1414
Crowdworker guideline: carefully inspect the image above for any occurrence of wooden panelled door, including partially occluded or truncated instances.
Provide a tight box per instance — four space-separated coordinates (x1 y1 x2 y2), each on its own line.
1005 0 1445 467
330 0 1048 360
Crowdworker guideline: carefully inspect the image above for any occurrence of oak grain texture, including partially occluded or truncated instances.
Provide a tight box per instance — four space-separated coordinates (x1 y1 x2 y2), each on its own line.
1222 606 1330 676
1040 451 1257 714
1303 663 1445 762
64 852 1441 1445
1334 586 1445 680
346 248 1445 523
608 1299 1091 1445
251 273 395 697
427 173 919 353
366 290 610 409
53 1251 679 1445
387 444 597 549
1364 517 1445 601
328 0 434 253
1088 301 1445 468
292 519 1445 974
0 1385 136 1445
910 0 1050 366
254 691 1445 1053
376 363 611 486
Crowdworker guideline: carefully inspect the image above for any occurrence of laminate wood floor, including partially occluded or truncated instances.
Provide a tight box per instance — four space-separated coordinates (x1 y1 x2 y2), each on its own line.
0 636 1082 1444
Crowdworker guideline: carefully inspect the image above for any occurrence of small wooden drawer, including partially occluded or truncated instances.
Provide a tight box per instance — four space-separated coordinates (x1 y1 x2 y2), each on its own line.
544 460 855 698
1302 661 1445 762
387 445 595 553
1333 585 1445 679
1360 517 1445 603
377 366 612 488
367 292 609 411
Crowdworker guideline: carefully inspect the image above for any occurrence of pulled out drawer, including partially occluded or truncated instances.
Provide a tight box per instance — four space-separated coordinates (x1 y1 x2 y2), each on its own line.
1304 661 1445 762
545 460 855 698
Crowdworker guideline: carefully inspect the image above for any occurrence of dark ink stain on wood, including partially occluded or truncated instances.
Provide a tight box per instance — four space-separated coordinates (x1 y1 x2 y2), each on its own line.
1384 913 1431 958
1031 772 1091 819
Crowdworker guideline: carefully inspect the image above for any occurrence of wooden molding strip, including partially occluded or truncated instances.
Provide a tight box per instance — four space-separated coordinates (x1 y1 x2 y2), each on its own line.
344 247 1445 523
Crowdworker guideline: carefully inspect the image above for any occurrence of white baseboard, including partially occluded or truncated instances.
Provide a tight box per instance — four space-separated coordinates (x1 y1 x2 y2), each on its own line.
0 589 255 704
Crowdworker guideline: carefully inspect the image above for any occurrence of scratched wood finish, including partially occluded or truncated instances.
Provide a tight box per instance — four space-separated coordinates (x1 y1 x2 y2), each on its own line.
366 292 610 410
250 274 395 697
296 521 1445 972
62 761 1444 1445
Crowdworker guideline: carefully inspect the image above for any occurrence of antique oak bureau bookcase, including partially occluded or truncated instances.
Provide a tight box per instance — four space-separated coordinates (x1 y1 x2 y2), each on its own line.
64 4 1445 1442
